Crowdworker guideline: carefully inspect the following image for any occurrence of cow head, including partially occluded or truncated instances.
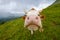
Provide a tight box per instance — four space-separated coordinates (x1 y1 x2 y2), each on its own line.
23 8 45 34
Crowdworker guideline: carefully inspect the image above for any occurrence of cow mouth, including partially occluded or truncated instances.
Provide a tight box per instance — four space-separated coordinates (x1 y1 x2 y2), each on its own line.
26 23 40 28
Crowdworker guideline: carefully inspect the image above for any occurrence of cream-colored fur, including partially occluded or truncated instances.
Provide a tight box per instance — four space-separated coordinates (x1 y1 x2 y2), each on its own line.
24 8 43 35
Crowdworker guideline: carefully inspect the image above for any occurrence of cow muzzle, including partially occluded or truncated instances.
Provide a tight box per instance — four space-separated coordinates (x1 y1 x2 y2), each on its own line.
25 21 40 31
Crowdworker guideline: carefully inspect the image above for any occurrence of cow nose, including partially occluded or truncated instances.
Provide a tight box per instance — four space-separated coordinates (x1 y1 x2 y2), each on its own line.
36 17 38 19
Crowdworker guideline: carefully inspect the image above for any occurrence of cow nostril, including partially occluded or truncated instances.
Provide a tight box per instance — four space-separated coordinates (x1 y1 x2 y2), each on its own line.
36 17 38 19
27 17 29 20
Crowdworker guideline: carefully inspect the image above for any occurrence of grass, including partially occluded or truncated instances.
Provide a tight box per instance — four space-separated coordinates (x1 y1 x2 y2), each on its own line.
0 3 60 40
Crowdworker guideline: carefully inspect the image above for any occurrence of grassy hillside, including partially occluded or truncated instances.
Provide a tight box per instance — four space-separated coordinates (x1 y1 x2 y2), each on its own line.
0 3 60 40
55 0 60 4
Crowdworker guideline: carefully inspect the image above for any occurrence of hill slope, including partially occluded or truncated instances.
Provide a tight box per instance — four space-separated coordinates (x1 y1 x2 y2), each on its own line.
0 3 60 40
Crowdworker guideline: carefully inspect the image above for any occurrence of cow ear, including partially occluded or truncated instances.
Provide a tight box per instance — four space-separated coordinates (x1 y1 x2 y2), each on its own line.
38 9 43 13
40 15 45 20
22 15 26 20
37 9 43 15
24 9 27 14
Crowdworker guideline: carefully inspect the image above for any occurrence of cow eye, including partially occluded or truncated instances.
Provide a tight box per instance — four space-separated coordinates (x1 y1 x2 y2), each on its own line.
38 14 40 16
24 15 27 16
27 17 29 20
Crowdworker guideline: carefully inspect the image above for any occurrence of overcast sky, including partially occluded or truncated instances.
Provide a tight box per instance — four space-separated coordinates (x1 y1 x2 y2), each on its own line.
0 0 56 18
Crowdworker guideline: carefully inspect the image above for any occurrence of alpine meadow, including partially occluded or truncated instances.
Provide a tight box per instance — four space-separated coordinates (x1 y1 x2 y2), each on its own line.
0 0 60 40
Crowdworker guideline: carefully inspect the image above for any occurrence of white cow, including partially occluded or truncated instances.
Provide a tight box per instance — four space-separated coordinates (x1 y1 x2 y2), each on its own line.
23 8 45 35
22 0 56 35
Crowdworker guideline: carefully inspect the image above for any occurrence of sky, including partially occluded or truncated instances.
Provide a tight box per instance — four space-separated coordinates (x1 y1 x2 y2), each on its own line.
0 0 56 18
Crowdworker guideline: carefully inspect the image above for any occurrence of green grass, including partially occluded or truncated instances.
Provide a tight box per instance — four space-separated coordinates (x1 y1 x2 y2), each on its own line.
0 4 60 40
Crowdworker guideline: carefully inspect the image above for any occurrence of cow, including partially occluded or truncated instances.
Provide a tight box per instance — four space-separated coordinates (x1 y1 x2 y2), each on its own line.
23 8 45 35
